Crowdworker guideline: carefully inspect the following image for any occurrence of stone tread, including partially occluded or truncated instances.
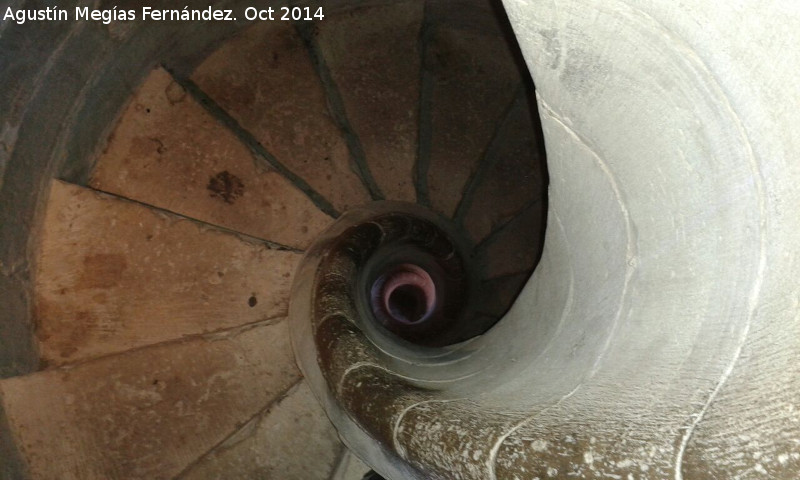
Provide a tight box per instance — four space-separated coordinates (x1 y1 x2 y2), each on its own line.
329 450 372 480
89 67 331 250
191 22 371 213
0 321 300 480
315 0 424 202
477 201 547 279
462 89 547 243
425 26 524 217
34 180 299 366
179 381 342 480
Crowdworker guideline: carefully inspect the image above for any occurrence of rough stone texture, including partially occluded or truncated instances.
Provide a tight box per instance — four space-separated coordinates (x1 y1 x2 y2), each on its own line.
179 381 342 480
0 400 29 480
680 270 800 479
493 412 679 480
395 401 522 480
0 14 92 380
0 321 300 480
0 5 286 477
425 25 523 217
89 67 331 250
339 367 428 448
329 450 372 480
316 0 424 202
34 181 299 366
475 201 546 278
316 315 379 392
462 89 547 243
0 273 36 378
192 22 371 213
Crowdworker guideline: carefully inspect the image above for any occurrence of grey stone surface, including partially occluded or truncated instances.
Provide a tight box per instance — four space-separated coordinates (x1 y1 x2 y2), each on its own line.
294 1 800 479
0 320 301 480
329 450 372 480
179 381 342 480
0 399 28 480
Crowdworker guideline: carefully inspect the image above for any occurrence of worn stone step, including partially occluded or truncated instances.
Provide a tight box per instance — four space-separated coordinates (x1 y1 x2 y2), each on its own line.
475 201 547 279
191 22 371 213
330 450 372 480
425 25 524 217
315 0 424 202
89 67 331 250
461 89 547 243
0 321 300 480
34 180 299 367
179 381 342 479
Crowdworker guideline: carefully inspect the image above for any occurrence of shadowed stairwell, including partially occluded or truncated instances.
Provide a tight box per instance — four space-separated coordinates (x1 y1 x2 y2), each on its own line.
0 1 547 478
3 1 800 479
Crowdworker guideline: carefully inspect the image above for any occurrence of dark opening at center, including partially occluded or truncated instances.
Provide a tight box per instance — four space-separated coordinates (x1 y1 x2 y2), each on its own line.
370 262 437 328
387 284 428 324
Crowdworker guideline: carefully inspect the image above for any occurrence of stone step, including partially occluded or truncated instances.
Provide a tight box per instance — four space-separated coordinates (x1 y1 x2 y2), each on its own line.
330 450 372 480
424 25 525 217
461 88 547 243
89 67 331 250
314 0 425 202
475 200 546 279
0 321 300 480
191 22 371 213
34 180 299 367
179 381 342 480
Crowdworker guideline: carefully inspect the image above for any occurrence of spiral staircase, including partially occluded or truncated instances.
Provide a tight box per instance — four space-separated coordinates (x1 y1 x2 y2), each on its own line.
0 1 546 478
4 0 800 479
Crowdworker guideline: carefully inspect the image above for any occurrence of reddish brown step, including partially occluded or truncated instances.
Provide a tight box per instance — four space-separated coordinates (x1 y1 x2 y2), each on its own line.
34 180 299 366
192 23 371 213
0 321 300 480
90 67 331 250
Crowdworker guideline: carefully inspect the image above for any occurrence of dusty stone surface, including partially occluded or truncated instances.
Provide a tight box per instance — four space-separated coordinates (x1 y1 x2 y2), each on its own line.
462 91 546 243
180 381 342 480
34 180 299 366
476 201 546 278
192 22 370 213
395 401 522 480
330 450 372 480
316 315 379 391
339 366 427 448
0 321 300 480
89 67 330 250
426 26 523 217
316 0 424 202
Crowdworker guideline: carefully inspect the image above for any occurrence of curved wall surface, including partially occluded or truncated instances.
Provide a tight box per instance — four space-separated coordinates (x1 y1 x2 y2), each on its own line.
1 0 799 479
498 0 799 477
298 1 800 478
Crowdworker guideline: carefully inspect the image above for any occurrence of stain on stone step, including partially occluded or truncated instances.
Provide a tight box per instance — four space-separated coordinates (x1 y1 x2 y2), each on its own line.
207 170 244 204
78 253 127 289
